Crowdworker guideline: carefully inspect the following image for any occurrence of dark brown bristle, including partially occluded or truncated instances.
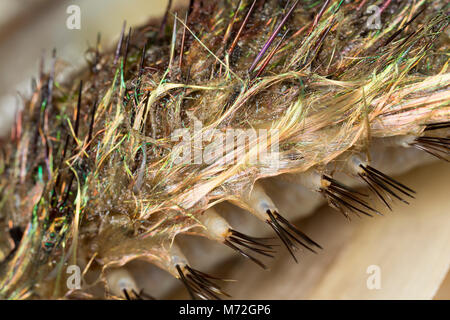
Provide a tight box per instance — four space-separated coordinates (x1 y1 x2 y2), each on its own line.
135 289 156 300
159 0 173 40
358 173 392 211
114 21 127 65
309 0 331 34
423 121 450 131
73 80 83 143
228 0 256 57
122 289 131 300
138 43 147 79
383 5 427 47
177 264 230 300
94 32 101 73
178 12 188 70
248 0 299 73
266 210 320 263
322 175 381 218
253 28 289 79
87 100 98 144
359 165 415 207
225 228 276 270
176 264 196 300
123 27 132 76
0 0 448 300
411 136 450 162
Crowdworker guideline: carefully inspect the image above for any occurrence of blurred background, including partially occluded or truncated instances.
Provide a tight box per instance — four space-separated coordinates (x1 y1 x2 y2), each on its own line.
0 0 187 136
0 0 448 299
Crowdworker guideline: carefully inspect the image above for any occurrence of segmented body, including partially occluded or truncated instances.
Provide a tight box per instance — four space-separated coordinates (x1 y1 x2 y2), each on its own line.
0 0 449 299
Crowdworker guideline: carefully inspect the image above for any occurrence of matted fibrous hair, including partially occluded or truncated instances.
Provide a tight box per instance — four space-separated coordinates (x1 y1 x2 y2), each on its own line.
0 0 449 299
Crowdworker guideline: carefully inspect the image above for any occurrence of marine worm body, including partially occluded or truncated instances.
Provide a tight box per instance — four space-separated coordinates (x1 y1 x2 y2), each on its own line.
0 0 449 299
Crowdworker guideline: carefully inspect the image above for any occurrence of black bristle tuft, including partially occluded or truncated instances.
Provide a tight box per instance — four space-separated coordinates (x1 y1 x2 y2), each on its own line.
358 165 415 208
266 210 320 263
225 228 276 270
176 264 230 300
321 174 381 218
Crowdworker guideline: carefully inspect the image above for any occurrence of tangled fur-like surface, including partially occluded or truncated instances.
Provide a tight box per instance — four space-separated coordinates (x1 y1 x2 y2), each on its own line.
0 0 449 299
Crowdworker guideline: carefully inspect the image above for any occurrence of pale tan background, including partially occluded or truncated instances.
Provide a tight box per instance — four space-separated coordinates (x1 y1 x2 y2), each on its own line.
0 0 448 300
212 161 450 300
0 0 187 136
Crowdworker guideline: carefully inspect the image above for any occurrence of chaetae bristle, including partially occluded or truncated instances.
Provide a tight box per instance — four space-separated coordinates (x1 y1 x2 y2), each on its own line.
321 175 381 218
114 21 127 65
359 165 416 206
228 0 256 57
423 121 450 132
248 0 299 73
0 0 448 300
159 0 173 40
122 289 131 300
411 137 450 162
383 5 427 47
73 80 83 143
309 0 331 34
224 228 276 270
266 210 320 263
253 29 289 79
87 100 98 144
123 27 132 77
176 264 230 300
